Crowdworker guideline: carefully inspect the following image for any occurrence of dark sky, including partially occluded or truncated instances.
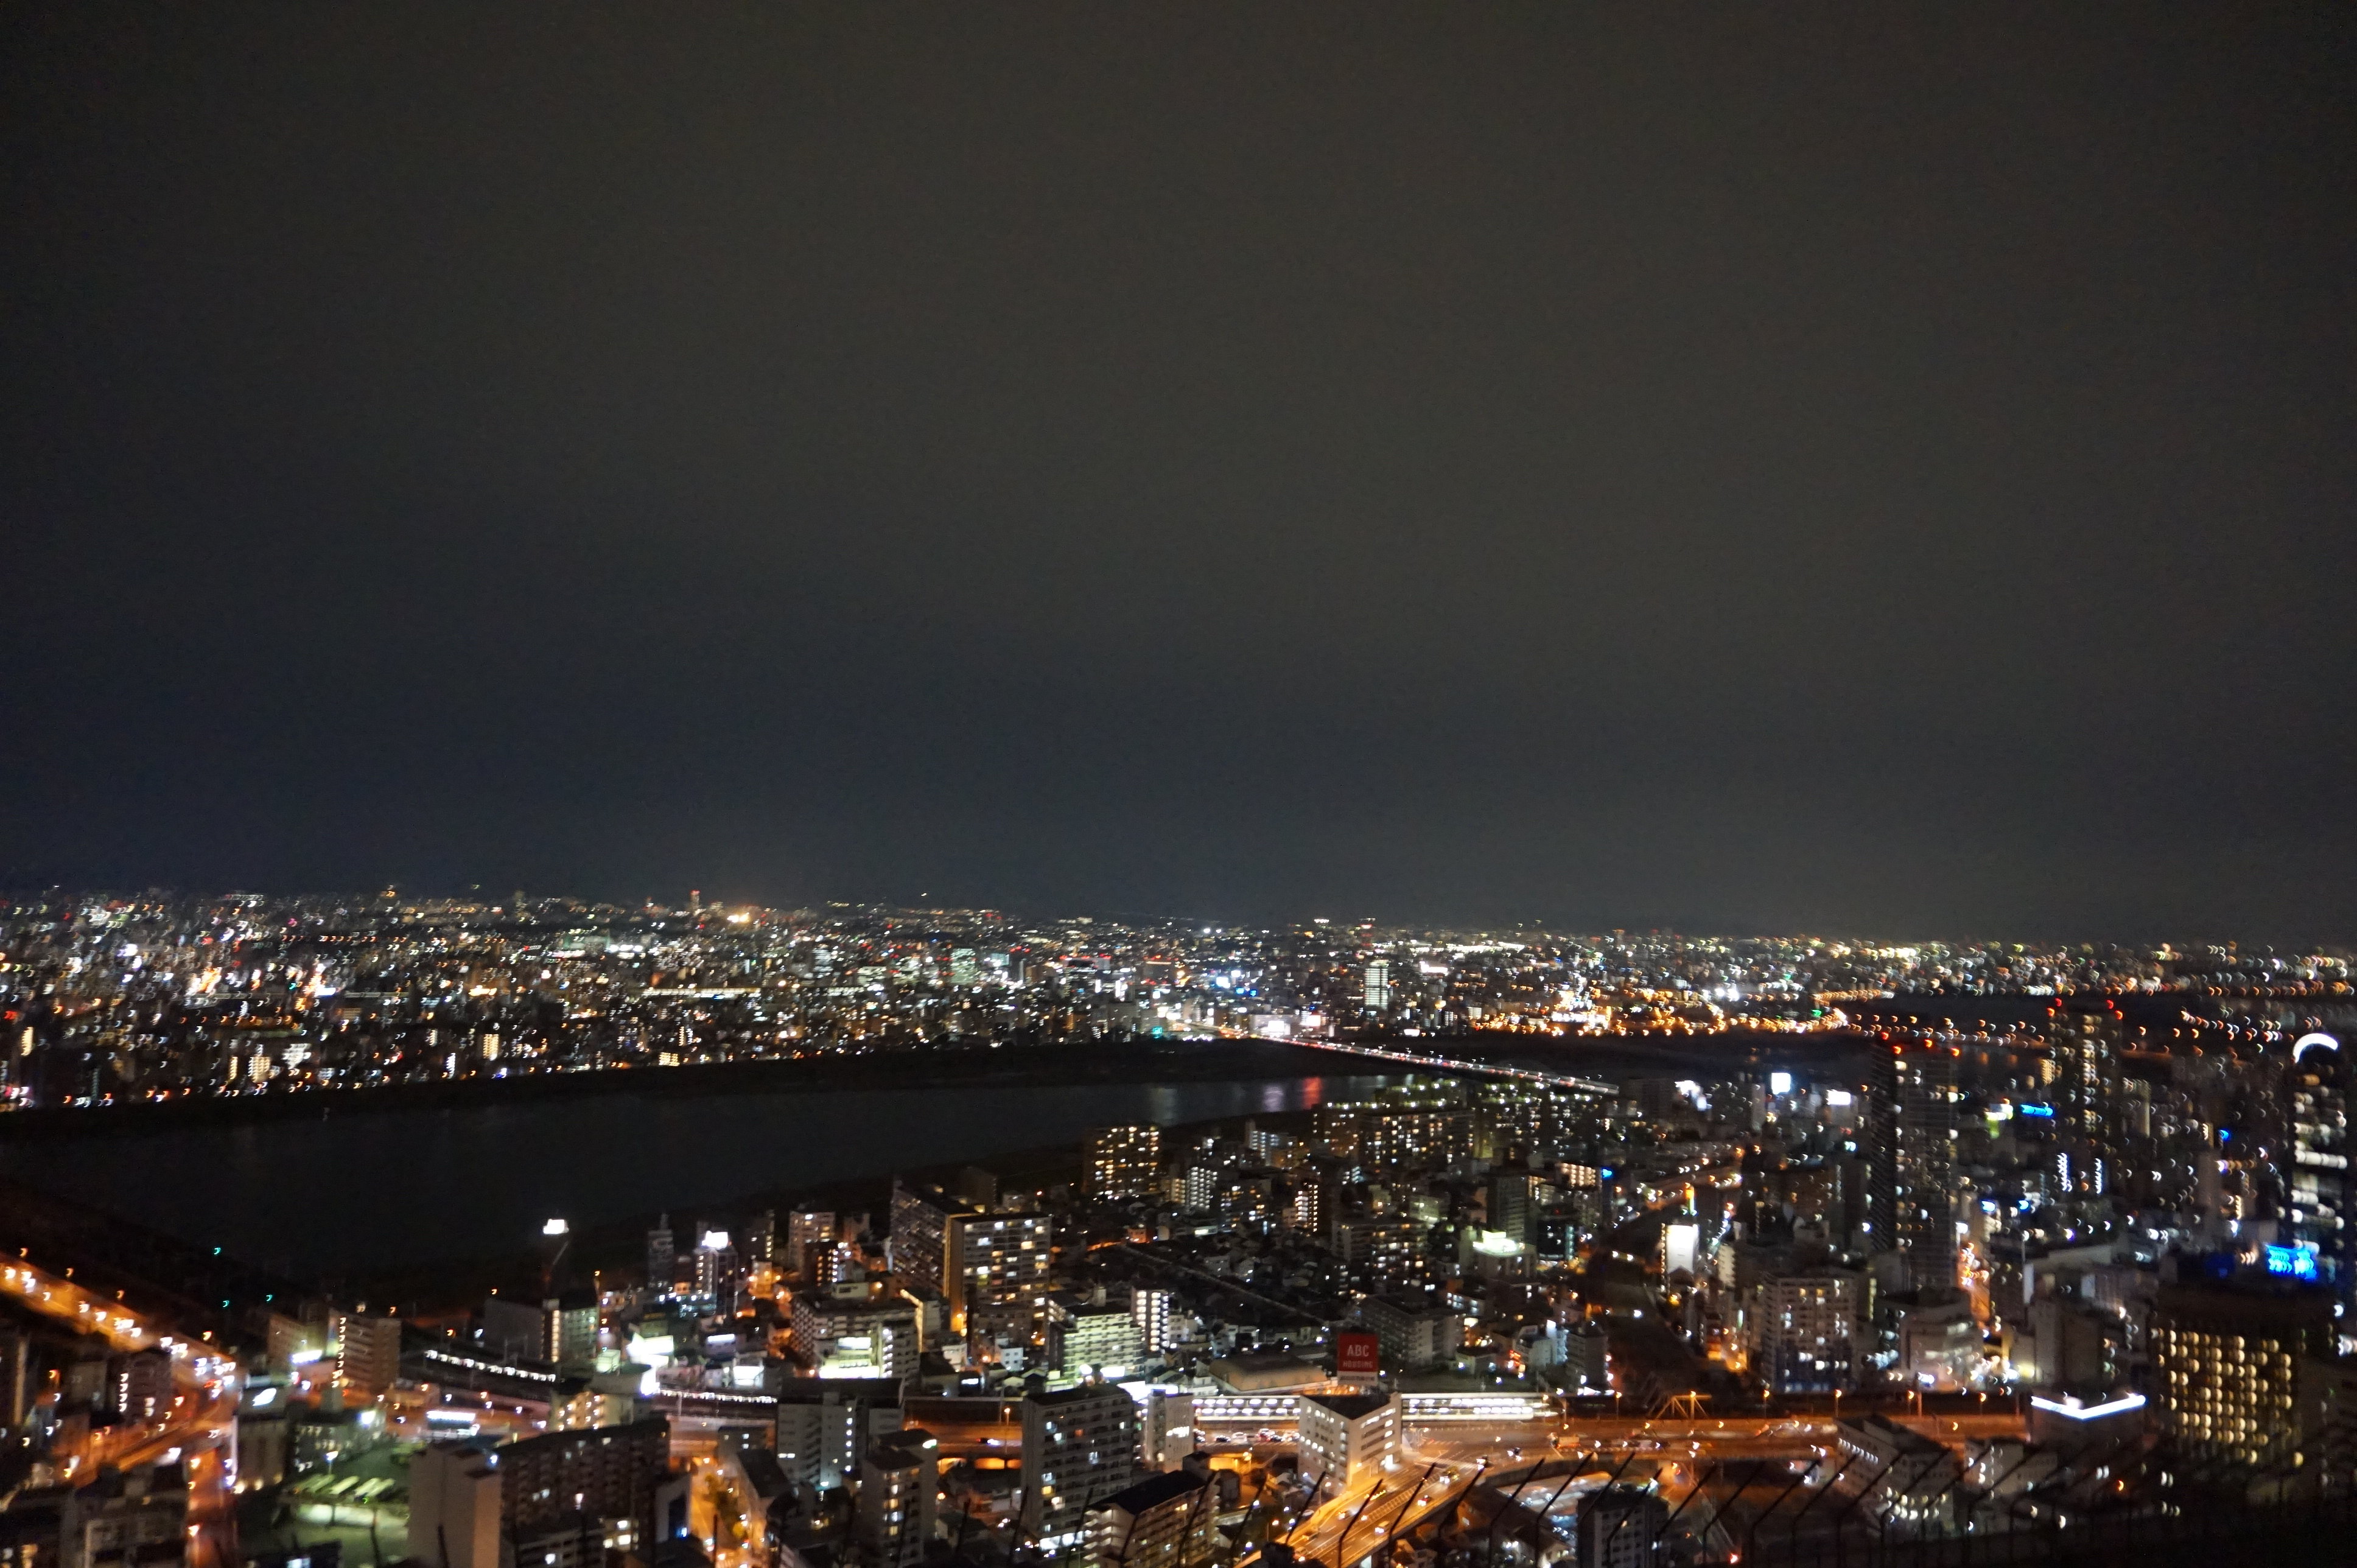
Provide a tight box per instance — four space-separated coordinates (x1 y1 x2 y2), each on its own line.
4 7 2354 939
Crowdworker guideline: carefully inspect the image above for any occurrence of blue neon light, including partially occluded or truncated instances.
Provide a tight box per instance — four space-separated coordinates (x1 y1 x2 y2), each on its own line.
2266 1243 2320 1281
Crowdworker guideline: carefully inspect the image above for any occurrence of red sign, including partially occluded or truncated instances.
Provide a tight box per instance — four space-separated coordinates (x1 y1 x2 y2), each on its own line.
1336 1332 1381 1377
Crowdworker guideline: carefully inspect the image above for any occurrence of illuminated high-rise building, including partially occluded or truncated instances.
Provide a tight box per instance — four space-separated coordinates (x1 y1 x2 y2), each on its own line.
2152 1278 2330 1469
2048 1002 2125 1192
776 1378 899 1492
1487 1163 1541 1247
1023 1383 1143 1544
2283 1036 2352 1328
946 1211 1053 1340
1088 1471 1221 1568
1869 1043 1956 1292
1362 959 1390 1015
1287 1177 1328 1234
1746 1267 1864 1394
1312 1103 1367 1162
1296 1388 1398 1488
1365 1108 1472 1174
1086 1124 1163 1200
695 1229 740 1312
1131 1288 1173 1356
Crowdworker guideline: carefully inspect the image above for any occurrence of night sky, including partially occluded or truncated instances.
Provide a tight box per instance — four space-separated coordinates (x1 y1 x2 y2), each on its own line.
4 7 2353 939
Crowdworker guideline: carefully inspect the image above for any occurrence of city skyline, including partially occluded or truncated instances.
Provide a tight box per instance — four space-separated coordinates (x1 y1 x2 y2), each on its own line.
2 976 2354 1566
12 882 2357 954
4 7 2356 1566
4 883 2350 1115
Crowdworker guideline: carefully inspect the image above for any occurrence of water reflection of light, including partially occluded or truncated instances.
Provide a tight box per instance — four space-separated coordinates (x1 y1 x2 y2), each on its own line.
1261 1082 1287 1112
1300 1077 1323 1108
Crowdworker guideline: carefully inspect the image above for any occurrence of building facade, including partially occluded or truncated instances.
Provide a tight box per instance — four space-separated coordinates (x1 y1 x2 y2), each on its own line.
1087 1126 1163 1201
1869 1045 1956 1292
853 1429 938 1568
1021 1384 1142 1545
2153 1281 2331 1469
1087 1471 1218 1568
1294 1390 1396 1489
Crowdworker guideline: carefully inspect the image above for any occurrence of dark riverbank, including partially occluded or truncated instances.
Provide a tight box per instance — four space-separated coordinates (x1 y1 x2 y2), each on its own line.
0 1029 1885 1144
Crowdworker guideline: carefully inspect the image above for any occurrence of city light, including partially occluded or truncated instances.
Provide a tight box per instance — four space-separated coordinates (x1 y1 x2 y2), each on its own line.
0 892 2348 1561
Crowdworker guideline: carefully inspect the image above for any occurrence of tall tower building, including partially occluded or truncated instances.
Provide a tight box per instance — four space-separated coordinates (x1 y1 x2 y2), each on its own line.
1287 1177 1329 1235
646 1214 674 1296
2283 1037 2352 1326
1869 1043 1957 1293
2048 1003 2125 1192
334 1313 404 1395
1363 959 1391 1015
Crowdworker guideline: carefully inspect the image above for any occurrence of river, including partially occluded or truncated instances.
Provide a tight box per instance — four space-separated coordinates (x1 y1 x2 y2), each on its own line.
0 1073 1389 1278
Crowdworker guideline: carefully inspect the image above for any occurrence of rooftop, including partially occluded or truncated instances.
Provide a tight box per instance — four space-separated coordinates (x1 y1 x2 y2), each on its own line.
1303 1390 1394 1421
1094 1470 1208 1520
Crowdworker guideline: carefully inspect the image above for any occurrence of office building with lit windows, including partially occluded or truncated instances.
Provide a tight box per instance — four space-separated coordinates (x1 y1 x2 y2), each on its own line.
2152 1279 2331 1468
693 1230 740 1314
776 1379 902 1493
1054 1305 1144 1378
1297 1388 1397 1488
1747 1267 1863 1395
1086 1125 1163 1200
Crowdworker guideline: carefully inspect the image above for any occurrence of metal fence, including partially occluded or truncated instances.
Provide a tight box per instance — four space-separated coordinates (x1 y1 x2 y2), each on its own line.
1698 1472 2357 1568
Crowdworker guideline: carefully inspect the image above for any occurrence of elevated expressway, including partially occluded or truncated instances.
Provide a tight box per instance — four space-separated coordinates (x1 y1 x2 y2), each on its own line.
0 1256 242 1568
